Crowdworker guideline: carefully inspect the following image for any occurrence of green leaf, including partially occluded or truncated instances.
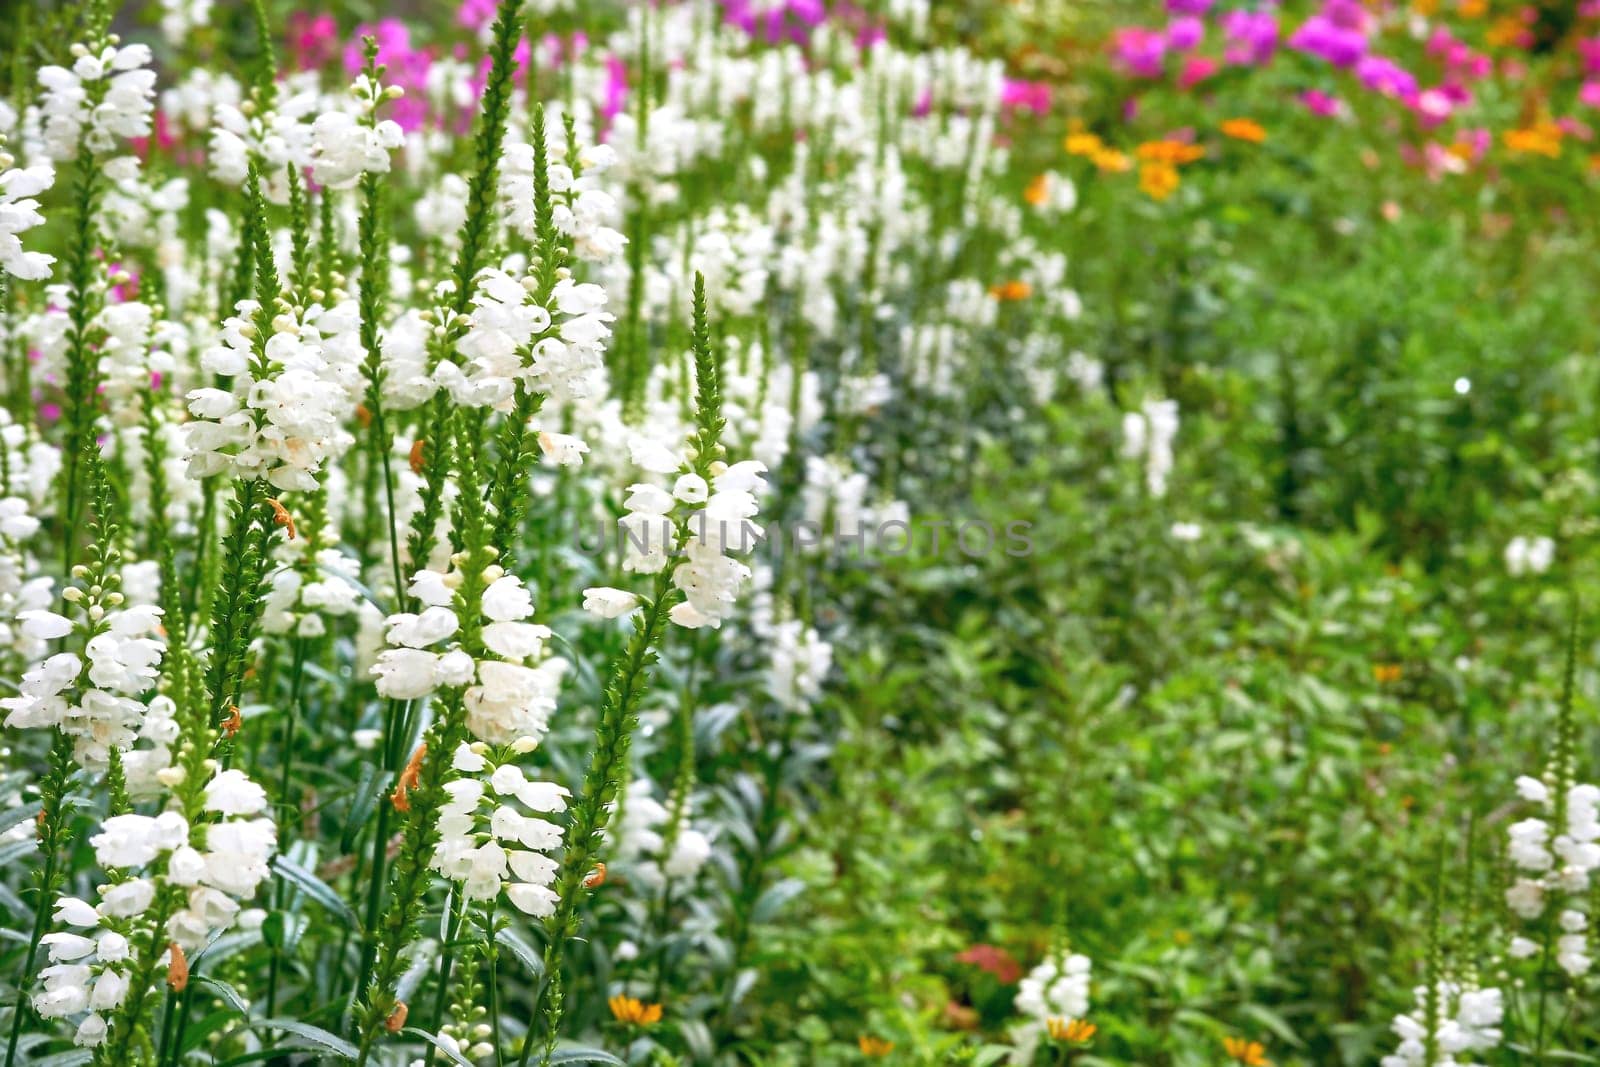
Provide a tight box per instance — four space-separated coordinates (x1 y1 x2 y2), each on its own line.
273 855 361 930
340 762 382 852
752 877 807 923
403 1027 475 1067
253 1018 359 1059
192 974 249 1015
547 1049 626 1066
495 926 543 976
30 1053 90 1067
0 801 41 838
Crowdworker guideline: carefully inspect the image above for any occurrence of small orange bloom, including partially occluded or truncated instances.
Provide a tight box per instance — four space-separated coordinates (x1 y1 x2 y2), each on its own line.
1503 122 1562 158
1046 1017 1097 1043
1458 0 1488 20
385 1002 409 1033
1221 118 1267 144
989 280 1032 302
409 438 427 474
857 1036 894 1057
583 862 607 889
167 942 189 992
1372 663 1402 684
1024 173 1050 206
1486 15 1528 47
391 742 427 812
1139 162 1181 200
608 995 663 1026
222 704 243 737
1136 139 1206 165
266 498 297 541
355 403 374 429
1224 1037 1271 1066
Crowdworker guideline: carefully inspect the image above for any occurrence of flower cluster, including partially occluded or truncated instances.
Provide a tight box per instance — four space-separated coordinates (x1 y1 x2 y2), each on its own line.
1378 982 1503 1067
433 742 568 917
1506 773 1600 975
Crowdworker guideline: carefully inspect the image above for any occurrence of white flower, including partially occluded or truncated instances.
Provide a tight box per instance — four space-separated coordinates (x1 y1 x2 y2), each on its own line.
0 160 56 280
582 587 640 620
1505 535 1555 577
308 110 404 190
38 43 156 159
203 768 269 816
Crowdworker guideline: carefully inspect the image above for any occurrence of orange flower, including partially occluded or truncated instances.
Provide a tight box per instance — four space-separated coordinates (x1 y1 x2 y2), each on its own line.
1025 173 1050 206
1221 118 1267 144
608 995 663 1026
409 438 427 474
989 280 1032 302
390 742 427 813
1372 663 1402 684
385 1002 409 1033
857 1036 894 1057
167 942 189 992
1046 1017 1097 1043
1092 147 1132 173
266 497 297 540
1486 15 1529 48
1224 1037 1271 1066
1139 162 1181 200
1136 139 1206 165
1503 122 1563 158
1458 0 1488 18
1065 131 1104 157
221 704 242 737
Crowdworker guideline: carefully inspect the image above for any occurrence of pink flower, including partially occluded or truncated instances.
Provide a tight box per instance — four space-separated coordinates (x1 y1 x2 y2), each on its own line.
288 11 339 71
1582 81 1600 109
1166 15 1205 52
1222 9 1278 66
1001 79 1051 115
1300 89 1343 117
457 0 498 33
1178 55 1219 88
1113 27 1169 78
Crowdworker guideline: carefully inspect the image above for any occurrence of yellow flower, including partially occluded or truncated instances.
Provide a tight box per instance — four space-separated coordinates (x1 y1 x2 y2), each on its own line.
1025 173 1050 207
1092 147 1132 173
1224 1037 1271 1066
1138 162 1180 201
858 1035 894 1057
1372 663 1402 684
608 995 663 1027
1065 132 1105 157
1046 1017 1097 1043
1220 118 1267 144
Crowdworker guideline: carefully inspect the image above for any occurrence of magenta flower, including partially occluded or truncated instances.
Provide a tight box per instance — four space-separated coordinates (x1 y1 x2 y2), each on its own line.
457 0 497 33
1166 0 1214 12
1355 55 1417 101
1582 81 1600 109
1222 9 1279 66
1001 79 1051 115
1300 89 1343 117
1178 55 1219 89
1581 37 1600 77
288 11 339 71
1289 12 1367 68
1166 15 1205 51
1112 27 1169 78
